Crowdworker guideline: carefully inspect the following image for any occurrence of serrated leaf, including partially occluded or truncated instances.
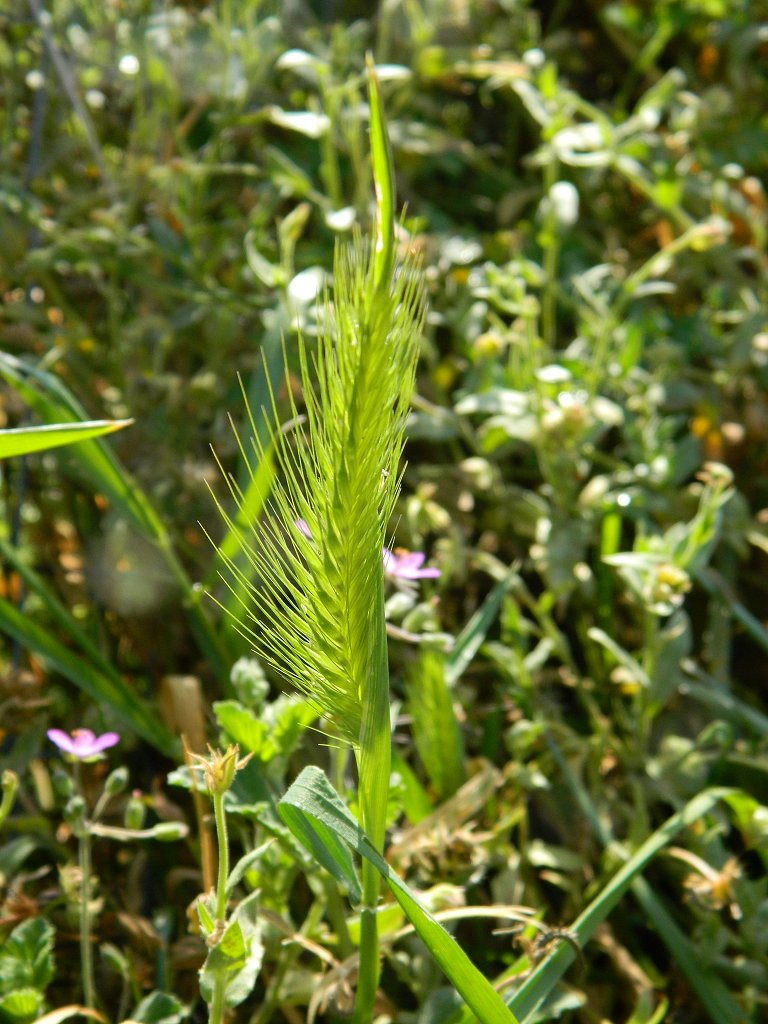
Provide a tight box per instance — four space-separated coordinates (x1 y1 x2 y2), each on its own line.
0 987 44 1022
0 917 55 995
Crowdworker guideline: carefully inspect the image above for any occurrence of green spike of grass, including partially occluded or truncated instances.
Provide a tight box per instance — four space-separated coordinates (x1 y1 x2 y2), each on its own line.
211 231 424 742
210 64 420 1021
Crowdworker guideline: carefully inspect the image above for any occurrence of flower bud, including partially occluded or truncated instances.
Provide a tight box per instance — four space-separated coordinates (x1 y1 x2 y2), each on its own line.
191 744 253 796
64 795 87 836
151 821 189 842
230 657 269 709
124 790 146 831
0 770 19 828
104 766 129 797
52 767 75 799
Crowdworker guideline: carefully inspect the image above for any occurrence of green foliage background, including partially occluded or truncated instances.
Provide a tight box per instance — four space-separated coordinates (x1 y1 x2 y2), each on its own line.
2 1 768 1022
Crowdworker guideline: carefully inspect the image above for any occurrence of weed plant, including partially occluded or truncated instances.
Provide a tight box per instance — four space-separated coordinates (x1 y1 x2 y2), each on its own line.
2 2 768 1023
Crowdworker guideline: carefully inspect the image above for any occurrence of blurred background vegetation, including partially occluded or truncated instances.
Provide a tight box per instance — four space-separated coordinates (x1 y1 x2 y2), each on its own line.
2 1 768 1022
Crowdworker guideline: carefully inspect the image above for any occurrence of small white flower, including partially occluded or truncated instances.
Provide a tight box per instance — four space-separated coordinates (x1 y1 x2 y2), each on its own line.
288 267 325 306
523 48 546 70
119 54 140 76
85 89 106 109
548 181 580 227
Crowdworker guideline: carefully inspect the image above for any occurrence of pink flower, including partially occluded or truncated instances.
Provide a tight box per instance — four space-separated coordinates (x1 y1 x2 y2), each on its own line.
296 518 313 539
383 547 441 580
47 728 120 760
296 521 440 581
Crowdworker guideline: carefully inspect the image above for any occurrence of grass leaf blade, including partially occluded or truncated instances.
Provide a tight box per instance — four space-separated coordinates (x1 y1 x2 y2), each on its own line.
279 767 520 1024
0 419 133 459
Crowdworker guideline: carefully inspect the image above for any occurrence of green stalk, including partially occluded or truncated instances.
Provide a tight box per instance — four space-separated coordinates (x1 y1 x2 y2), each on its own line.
0 770 19 830
210 789 230 1024
73 762 96 1012
78 828 95 1010
540 158 559 353
355 572 391 1022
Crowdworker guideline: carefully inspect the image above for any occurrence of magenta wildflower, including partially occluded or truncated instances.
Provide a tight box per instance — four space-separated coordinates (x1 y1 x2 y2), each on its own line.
47 728 120 760
383 547 441 580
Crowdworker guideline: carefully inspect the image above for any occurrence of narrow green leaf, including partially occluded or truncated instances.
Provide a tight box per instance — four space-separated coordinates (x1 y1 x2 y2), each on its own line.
0 419 133 459
0 352 232 678
0 535 123 683
197 897 215 937
447 566 519 685
367 55 395 292
505 787 736 1022
0 595 177 754
226 840 274 896
631 877 744 1024
205 431 276 595
407 650 466 800
587 626 651 689
279 767 519 1024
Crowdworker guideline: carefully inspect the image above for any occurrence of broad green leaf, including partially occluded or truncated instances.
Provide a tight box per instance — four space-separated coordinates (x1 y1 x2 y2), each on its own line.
279 767 519 1024
279 771 362 905
219 918 246 960
0 419 132 459
129 991 186 1024
214 697 317 764
214 701 268 756
199 891 263 1009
